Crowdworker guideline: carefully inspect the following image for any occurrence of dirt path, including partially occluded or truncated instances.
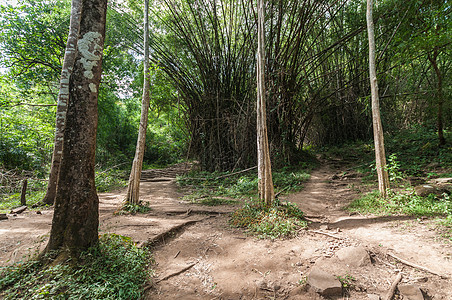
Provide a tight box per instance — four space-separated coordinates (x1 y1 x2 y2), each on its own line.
0 162 451 299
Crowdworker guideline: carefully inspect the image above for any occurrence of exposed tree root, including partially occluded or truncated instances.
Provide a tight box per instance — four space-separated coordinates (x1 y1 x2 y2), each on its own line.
155 263 197 283
308 230 342 240
388 252 448 279
140 217 213 248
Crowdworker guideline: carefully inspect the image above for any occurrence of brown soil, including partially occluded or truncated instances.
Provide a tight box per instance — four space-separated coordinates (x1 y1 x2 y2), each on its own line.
0 161 451 299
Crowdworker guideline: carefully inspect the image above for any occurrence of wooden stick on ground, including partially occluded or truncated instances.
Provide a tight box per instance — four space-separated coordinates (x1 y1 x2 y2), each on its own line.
383 272 402 300
308 230 342 240
155 263 197 283
388 253 448 279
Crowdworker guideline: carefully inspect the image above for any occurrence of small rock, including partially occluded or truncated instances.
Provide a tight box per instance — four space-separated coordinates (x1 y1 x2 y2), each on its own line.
289 286 305 296
0 213 8 220
320 224 329 230
398 284 424 300
432 177 452 184
256 279 268 289
36 211 42 215
307 266 342 296
336 246 371 267
367 294 380 300
413 277 428 283
272 282 281 291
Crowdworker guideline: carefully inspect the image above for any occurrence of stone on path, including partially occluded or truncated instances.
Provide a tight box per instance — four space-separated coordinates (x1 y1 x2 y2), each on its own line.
336 246 371 267
398 284 424 300
0 213 8 220
10 206 27 214
307 266 342 296
414 184 449 197
430 177 452 184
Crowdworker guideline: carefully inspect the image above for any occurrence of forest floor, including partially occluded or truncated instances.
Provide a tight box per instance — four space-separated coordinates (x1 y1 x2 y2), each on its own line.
0 161 451 299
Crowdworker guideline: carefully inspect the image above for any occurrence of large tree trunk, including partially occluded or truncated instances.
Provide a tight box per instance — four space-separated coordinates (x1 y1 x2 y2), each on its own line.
367 0 390 197
44 0 107 258
125 0 151 205
257 0 274 206
428 49 446 146
42 0 82 205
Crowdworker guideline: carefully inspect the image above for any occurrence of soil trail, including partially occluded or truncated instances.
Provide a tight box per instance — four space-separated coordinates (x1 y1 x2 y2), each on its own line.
0 162 451 299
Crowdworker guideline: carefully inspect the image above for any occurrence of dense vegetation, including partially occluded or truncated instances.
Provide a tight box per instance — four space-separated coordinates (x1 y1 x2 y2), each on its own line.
0 0 450 297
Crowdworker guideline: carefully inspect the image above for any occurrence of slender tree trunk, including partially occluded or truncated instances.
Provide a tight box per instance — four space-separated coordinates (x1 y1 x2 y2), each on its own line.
44 0 107 258
366 0 390 197
428 50 446 146
125 0 151 205
42 0 82 205
257 0 274 206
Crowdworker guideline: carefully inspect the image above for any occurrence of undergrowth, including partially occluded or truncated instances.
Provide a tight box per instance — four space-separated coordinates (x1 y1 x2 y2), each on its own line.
348 190 451 216
230 199 307 239
0 167 128 213
183 193 239 206
177 166 311 203
325 127 452 240
117 201 152 214
348 190 452 240
95 168 128 193
0 234 152 299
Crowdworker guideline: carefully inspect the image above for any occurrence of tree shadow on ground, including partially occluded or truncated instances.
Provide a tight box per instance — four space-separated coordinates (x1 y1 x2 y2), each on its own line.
309 215 419 230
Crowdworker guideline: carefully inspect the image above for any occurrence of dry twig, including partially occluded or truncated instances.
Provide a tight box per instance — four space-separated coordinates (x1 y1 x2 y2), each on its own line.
383 272 402 300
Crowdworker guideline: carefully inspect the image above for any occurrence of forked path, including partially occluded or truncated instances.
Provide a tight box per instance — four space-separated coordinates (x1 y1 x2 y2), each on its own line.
145 163 452 299
0 162 451 299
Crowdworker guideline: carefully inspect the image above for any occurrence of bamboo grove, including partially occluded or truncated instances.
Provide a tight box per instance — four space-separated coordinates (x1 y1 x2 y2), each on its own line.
1 0 450 173
147 0 450 171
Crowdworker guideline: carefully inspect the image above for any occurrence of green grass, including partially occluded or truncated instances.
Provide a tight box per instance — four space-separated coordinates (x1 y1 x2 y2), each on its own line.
0 167 128 213
177 166 311 202
118 202 152 215
183 193 239 206
347 190 452 240
0 234 153 299
348 190 451 216
0 190 46 213
230 199 307 239
95 168 128 193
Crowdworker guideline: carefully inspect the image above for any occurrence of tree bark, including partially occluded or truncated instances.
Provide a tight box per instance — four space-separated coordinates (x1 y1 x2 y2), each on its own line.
44 0 107 258
42 0 82 205
125 0 151 205
366 0 390 197
256 0 275 206
427 49 446 146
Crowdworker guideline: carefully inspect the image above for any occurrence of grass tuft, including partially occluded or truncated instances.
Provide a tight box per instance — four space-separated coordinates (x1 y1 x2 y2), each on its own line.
230 200 307 239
